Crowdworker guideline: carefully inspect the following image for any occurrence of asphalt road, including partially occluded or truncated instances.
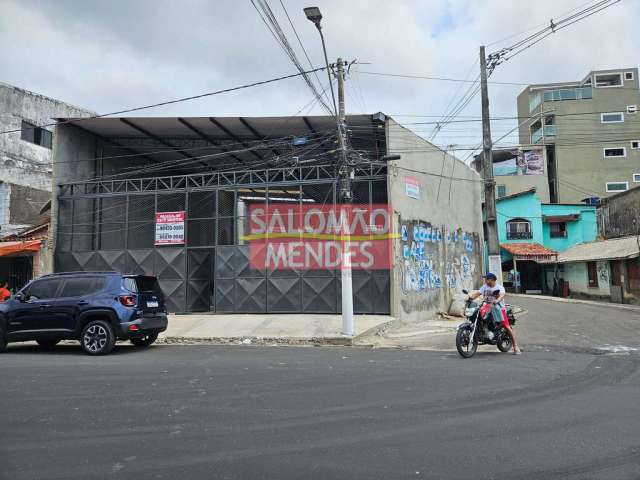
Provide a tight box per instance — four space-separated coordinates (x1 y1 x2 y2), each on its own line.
2 336 640 479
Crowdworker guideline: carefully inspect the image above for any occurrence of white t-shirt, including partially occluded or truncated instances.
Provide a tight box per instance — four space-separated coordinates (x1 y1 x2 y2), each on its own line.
479 283 506 305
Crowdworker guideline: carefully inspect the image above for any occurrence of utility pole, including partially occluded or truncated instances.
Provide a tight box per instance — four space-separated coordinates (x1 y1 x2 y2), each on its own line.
479 45 501 282
336 57 354 337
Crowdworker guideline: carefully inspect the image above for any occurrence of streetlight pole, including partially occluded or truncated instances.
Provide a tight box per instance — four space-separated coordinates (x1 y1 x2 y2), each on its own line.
304 7 353 337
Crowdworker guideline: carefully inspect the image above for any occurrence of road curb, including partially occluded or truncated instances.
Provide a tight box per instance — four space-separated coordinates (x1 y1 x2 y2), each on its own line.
158 335 353 347
509 294 640 312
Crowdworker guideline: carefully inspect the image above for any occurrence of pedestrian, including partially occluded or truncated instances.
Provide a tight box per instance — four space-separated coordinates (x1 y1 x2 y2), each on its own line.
0 281 11 303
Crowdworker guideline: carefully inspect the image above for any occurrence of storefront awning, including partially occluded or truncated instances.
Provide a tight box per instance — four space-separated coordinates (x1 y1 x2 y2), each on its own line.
501 242 557 262
556 236 640 263
0 240 41 257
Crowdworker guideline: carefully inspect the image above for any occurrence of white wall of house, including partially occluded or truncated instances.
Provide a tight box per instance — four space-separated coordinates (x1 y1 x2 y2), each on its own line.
564 261 611 298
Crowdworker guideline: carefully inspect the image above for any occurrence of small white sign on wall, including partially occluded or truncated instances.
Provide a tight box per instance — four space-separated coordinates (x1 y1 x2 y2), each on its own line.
405 176 421 199
487 255 503 283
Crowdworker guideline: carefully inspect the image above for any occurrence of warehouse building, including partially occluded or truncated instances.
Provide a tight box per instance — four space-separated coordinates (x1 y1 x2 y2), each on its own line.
51 114 483 320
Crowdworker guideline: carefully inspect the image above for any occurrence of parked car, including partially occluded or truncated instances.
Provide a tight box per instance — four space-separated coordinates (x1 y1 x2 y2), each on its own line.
0 272 168 355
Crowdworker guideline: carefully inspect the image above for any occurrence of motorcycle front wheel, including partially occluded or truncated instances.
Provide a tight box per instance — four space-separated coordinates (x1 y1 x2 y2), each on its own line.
497 328 512 353
456 325 477 358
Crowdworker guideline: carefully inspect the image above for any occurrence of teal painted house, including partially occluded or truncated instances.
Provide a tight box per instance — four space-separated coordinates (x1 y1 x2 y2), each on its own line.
495 188 597 292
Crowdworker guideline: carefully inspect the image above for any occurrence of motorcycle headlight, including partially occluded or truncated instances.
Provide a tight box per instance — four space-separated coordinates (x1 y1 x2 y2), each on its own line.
464 307 477 317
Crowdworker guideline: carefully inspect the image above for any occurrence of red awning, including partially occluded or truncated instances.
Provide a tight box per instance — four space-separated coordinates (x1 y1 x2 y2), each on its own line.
501 242 557 261
0 240 41 257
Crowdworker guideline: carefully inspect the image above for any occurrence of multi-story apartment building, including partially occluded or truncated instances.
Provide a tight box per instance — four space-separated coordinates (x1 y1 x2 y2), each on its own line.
495 68 640 203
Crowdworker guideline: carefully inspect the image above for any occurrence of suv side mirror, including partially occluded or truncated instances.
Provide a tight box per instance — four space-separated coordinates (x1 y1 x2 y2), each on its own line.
14 292 25 302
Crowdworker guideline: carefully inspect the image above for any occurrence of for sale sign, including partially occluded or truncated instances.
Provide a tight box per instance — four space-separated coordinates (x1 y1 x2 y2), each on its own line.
155 211 185 245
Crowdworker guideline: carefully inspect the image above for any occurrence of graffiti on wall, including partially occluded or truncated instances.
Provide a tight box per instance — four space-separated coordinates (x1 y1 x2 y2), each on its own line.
597 261 609 283
400 220 479 296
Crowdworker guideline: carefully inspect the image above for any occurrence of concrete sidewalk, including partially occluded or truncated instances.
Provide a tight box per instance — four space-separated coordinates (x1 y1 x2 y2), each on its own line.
160 313 393 345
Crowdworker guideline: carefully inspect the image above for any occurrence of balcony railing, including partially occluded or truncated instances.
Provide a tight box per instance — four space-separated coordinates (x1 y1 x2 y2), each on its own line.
531 125 557 144
550 231 567 238
506 231 533 240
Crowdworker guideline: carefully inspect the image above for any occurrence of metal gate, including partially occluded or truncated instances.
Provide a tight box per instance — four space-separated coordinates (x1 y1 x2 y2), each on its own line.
55 164 390 314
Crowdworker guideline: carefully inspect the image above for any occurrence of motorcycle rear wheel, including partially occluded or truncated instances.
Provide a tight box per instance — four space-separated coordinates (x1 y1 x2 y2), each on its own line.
497 328 512 353
456 325 477 358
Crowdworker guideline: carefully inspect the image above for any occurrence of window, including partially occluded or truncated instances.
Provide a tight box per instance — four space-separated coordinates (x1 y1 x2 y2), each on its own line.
58 277 106 298
632 173 640 183
603 147 626 158
550 222 567 238
26 278 62 301
587 262 598 288
606 182 629 192
627 105 637 114
541 86 592 103
594 72 623 87
20 120 53 149
631 141 639 149
506 218 532 240
601 112 624 123
625 72 634 81
497 185 507 198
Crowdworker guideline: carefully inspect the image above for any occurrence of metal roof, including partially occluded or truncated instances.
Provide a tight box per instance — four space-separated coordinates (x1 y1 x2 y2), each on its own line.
556 236 640 263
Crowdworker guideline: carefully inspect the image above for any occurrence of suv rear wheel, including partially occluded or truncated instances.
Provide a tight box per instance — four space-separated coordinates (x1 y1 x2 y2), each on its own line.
130 333 159 347
36 339 61 350
81 320 116 355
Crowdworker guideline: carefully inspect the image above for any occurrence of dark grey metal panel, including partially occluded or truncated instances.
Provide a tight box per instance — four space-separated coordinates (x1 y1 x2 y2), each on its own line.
156 247 186 280
188 249 211 280
187 280 210 312
93 250 126 273
125 249 154 275
351 272 373 314
371 273 391 314
215 247 235 278
55 253 82 272
236 277 266 312
267 277 301 312
215 279 235 312
187 249 212 312
158 279 186 312
235 245 264 278
302 276 337 313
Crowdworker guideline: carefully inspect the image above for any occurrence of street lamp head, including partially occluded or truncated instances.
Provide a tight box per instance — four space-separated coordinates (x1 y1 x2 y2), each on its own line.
303 7 322 27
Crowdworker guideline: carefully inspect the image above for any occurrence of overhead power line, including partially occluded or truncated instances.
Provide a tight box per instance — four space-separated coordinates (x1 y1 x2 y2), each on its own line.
250 0 334 115
0 66 329 136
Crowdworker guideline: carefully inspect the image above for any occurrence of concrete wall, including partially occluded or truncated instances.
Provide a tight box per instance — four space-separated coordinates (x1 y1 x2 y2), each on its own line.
0 83 93 242
516 68 640 202
598 186 640 239
49 124 99 270
563 261 611 299
541 203 597 252
386 119 484 322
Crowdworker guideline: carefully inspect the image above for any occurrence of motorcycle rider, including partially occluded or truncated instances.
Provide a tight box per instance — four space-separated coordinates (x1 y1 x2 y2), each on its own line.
469 273 521 355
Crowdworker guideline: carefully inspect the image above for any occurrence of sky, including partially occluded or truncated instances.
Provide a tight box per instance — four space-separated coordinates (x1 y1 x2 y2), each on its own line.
1 0 638 158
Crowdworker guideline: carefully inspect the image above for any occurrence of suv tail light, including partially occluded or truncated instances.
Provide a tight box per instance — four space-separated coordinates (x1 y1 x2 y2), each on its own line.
119 295 137 307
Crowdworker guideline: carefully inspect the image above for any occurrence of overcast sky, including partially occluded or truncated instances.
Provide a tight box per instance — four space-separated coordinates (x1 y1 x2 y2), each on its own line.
1 0 638 156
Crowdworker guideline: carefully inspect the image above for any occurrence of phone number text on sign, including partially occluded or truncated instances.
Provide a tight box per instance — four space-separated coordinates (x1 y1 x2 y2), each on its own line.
155 211 185 245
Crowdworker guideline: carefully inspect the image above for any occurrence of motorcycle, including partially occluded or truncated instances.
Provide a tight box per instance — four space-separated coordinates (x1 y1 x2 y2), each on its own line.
455 289 517 358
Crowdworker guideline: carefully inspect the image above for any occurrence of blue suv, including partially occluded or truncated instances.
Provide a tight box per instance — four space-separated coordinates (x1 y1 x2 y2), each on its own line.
0 272 168 355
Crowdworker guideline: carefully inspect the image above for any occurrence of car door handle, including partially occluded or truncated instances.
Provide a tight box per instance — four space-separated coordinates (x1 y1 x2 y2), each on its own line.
77 300 88 306
40 304 51 309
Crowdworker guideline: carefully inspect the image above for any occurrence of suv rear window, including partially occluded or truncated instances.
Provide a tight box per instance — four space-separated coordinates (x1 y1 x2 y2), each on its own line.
59 277 107 298
123 276 162 295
